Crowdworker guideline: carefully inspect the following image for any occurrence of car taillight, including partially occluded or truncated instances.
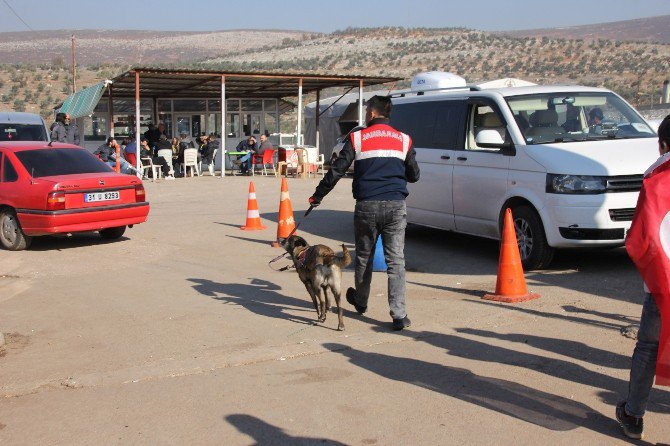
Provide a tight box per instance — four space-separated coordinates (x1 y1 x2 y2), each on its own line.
46 191 66 211
134 184 146 202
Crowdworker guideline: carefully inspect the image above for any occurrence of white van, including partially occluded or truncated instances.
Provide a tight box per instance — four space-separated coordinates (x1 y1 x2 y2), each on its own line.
390 75 658 269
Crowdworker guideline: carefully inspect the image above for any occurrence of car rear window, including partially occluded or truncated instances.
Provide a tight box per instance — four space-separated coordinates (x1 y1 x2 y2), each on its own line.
0 123 48 142
15 148 112 178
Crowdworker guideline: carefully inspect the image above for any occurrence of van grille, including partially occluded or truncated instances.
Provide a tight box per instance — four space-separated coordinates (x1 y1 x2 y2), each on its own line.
609 208 636 222
606 175 643 192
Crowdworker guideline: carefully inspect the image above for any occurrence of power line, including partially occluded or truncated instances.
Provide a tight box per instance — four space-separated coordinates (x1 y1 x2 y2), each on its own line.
2 0 34 32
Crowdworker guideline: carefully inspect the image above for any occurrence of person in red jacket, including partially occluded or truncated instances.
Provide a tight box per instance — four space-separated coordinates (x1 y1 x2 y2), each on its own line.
309 95 420 331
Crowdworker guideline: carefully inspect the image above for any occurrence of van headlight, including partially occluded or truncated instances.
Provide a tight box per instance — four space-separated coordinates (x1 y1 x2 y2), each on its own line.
546 174 607 194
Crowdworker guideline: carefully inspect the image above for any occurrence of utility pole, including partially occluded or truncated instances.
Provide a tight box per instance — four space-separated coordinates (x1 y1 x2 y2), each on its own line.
71 34 76 93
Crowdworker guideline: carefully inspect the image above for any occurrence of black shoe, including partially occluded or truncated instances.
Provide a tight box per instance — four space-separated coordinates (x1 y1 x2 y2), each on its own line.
616 401 643 439
392 315 411 331
346 287 367 314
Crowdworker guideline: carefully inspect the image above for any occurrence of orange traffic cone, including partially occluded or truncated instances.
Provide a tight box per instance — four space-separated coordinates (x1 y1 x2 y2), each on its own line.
241 182 267 231
272 178 296 247
483 208 540 303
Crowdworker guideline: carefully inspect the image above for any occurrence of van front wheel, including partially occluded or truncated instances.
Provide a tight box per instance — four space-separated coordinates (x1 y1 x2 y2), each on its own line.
511 206 554 270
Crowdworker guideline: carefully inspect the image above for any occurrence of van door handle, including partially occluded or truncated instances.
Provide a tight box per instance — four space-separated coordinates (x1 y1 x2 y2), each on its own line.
440 155 450 160
457 156 467 161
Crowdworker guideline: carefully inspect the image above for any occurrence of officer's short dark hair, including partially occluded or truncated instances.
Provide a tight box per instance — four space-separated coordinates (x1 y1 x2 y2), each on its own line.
658 114 670 146
106 136 115 144
56 112 66 123
366 95 392 118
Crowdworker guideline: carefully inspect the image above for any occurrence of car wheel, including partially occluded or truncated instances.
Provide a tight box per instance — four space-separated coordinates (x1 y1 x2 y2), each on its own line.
512 205 554 270
0 209 32 251
99 226 126 239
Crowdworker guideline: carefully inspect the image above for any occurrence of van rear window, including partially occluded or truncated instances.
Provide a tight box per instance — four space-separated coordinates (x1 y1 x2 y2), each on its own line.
0 123 48 142
15 148 112 178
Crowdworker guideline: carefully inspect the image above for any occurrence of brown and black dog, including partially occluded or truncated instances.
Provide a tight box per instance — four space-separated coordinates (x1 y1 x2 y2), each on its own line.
282 235 351 330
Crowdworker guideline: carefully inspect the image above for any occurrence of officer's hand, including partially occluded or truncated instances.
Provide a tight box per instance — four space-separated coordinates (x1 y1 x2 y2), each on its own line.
309 196 321 208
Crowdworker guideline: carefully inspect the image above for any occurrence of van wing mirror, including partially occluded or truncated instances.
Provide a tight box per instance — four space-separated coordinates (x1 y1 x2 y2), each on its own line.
475 130 515 154
475 129 505 147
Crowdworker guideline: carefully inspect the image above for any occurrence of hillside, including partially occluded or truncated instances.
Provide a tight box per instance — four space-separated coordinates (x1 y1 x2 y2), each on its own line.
0 24 668 120
0 29 312 65
501 15 670 44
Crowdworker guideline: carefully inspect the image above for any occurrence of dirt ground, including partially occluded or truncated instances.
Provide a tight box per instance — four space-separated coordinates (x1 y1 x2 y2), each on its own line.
0 175 668 445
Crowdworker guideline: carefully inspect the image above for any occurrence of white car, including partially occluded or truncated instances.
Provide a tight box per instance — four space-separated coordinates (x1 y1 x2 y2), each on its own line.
391 74 658 269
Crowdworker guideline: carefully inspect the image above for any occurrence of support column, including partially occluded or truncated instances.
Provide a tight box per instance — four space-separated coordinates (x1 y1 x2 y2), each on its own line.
108 85 115 138
297 78 303 146
134 71 141 178
220 75 226 178
315 89 320 152
152 97 158 127
358 79 364 126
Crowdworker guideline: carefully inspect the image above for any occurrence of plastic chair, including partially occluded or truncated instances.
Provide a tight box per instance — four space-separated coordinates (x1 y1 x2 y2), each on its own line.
205 148 218 176
183 148 201 177
311 153 325 178
140 157 161 181
157 149 175 176
251 149 276 176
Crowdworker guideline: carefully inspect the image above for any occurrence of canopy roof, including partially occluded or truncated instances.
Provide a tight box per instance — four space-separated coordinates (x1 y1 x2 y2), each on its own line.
103 67 401 99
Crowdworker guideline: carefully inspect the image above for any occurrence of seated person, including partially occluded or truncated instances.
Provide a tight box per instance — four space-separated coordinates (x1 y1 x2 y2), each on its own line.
256 133 273 156
235 135 257 174
94 137 137 175
139 137 172 179
155 135 175 176
588 107 605 134
562 105 582 132
588 107 604 127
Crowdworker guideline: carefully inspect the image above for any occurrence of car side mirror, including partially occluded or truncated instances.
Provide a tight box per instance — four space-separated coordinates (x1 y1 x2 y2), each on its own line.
475 130 515 155
476 129 505 147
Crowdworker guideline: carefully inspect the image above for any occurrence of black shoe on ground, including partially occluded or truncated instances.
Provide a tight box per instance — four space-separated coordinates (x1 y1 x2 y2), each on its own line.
616 401 643 439
392 315 411 331
346 287 367 314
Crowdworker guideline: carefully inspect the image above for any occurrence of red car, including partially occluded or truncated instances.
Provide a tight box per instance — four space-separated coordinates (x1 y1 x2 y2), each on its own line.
0 141 150 250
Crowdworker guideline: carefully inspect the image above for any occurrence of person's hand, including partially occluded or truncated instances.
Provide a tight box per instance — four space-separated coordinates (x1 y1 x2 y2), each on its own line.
309 196 321 207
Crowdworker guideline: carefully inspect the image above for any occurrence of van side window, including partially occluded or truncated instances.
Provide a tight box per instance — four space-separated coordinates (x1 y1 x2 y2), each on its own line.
3 155 18 182
466 103 508 151
390 102 438 148
432 101 465 149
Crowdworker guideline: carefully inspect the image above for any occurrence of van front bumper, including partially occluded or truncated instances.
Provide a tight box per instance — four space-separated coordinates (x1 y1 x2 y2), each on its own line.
542 192 636 248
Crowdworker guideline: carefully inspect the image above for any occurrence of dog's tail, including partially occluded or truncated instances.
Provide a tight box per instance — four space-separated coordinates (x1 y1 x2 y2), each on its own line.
334 244 352 268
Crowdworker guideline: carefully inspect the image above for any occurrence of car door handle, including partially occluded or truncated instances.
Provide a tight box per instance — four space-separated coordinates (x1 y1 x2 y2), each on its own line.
457 156 467 161
440 155 450 160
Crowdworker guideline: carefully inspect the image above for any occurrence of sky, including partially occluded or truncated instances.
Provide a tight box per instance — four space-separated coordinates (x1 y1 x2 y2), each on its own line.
0 0 669 33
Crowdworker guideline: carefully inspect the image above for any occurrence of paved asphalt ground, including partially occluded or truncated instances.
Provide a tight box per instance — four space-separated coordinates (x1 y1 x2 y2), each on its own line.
0 174 669 445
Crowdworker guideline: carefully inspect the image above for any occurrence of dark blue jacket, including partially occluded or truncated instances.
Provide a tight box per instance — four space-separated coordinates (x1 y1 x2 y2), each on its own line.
314 118 420 202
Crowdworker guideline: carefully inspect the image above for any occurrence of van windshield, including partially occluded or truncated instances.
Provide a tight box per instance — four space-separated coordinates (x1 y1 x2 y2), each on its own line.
0 123 48 142
505 92 655 145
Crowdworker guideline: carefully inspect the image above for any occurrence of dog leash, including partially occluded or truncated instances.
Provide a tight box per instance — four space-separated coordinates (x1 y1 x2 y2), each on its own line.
268 205 314 272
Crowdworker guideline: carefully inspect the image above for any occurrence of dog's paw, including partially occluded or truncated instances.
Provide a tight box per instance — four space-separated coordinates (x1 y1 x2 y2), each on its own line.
337 324 345 331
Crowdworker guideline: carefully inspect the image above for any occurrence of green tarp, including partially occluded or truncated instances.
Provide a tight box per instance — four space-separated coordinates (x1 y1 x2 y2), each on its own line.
58 81 110 119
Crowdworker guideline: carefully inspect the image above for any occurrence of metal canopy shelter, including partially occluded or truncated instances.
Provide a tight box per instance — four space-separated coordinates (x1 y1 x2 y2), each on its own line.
104 67 400 177
104 67 399 99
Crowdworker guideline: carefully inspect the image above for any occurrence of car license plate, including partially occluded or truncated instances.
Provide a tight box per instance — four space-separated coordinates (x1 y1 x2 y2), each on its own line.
84 191 120 203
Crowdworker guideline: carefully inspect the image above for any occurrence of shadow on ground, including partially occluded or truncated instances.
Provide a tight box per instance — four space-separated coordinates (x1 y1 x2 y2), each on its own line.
188 277 344 330
380 328 670 417
225 414 347 445
28 233 127 251
323 342 634 440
